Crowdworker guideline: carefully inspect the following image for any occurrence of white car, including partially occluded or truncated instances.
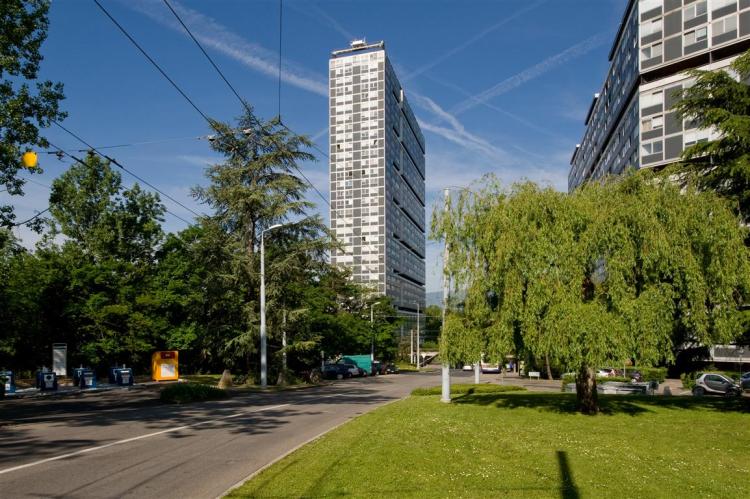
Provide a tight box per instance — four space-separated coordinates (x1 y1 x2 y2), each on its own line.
480 362 501 374
462 364 474 371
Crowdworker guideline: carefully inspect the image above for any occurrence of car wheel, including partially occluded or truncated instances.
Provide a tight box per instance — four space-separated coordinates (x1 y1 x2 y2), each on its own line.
693 386 705 396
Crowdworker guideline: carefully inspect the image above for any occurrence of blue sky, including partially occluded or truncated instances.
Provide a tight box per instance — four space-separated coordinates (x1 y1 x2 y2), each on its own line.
10 0 628 292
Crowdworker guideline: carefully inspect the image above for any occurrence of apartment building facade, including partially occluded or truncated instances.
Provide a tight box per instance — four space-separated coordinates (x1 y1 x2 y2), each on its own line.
329 40 426 318
569 0 750 191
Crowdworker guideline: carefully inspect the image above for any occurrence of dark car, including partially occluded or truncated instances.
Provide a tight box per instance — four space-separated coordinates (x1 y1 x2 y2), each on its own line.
385 363 399 374
322 364 352 380
741 372 750 391
692 373 741 397
371 361 385 376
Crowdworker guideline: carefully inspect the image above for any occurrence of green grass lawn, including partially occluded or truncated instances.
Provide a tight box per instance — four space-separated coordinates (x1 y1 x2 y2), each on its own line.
228 391 749 498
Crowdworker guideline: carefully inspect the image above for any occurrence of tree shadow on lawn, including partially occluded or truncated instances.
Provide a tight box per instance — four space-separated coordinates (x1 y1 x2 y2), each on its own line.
452 392 750 416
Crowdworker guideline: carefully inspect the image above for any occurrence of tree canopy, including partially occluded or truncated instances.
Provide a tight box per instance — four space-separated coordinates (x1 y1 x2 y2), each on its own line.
433 171 750 413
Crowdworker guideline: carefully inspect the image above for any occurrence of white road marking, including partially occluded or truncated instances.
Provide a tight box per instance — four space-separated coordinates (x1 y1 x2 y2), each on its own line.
0 403 290 476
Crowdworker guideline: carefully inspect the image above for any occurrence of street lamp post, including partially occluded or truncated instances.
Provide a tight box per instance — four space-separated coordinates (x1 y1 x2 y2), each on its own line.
260 223 286 388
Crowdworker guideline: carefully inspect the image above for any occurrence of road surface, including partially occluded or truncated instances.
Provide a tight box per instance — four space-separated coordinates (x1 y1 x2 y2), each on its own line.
0 371 448 498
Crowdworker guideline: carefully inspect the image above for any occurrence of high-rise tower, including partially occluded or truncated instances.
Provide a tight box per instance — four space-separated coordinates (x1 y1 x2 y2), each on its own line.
329 40 426 319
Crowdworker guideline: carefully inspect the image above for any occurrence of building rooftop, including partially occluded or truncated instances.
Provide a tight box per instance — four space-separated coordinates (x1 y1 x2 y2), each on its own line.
331 40 385 58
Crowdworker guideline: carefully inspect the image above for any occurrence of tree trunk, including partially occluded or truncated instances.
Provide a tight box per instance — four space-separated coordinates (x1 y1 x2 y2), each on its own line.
575 366 598 414
545 353 553 380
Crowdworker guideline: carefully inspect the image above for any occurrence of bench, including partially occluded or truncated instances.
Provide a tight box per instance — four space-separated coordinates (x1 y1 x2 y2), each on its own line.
528 371 541 380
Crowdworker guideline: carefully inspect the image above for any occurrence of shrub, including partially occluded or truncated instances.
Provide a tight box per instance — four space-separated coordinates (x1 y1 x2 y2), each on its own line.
160 382 229 404
561 375 633 386
411 384 526 396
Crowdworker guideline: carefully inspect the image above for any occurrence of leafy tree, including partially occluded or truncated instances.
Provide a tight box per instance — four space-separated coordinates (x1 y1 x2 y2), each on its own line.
1 0 65 226
673 49 750 222
433 172 750 413
192 107 334 373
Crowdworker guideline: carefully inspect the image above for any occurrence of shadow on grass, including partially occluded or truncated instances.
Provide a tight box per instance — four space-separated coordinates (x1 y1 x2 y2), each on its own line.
557 450 580 499
452 391 749 415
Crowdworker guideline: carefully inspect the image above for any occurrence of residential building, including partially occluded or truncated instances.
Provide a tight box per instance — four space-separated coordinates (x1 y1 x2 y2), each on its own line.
328 40 426 322
569 0 750 191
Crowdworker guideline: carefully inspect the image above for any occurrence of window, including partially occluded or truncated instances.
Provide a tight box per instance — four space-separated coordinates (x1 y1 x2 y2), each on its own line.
684 1 707 21
713 16 738 37
641 141 663 155
641 90 664 108
640 0 661 12
642 115 663 131
685 27 708 44
684 129 710 146
713 0 735 9
641 42 662 60
641 18 662 37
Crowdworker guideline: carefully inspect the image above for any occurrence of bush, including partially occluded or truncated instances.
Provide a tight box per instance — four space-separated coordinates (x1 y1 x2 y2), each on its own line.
636 367 667 382
561 375 633 386
160 382 229 404
411 384 526 396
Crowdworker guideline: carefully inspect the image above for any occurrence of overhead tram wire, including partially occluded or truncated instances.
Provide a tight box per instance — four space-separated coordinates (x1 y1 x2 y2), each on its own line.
45 139 194 226
51 121 203 220
92 0 211 124
158 0 332 209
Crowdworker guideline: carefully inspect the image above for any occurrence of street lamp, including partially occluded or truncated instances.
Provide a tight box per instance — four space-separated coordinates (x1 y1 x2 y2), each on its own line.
260 222 287 388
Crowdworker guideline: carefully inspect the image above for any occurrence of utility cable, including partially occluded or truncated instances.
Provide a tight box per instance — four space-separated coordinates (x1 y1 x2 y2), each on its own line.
162 0 250 113
51 121 203 220
92 0 211 124
12 207 50 227
46 139 194 226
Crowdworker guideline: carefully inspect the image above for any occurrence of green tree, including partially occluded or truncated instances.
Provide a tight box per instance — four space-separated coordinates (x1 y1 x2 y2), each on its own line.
192 107 333 374
433 172 750 413
1 0 65 226
44 153 166 367
673 49 750 222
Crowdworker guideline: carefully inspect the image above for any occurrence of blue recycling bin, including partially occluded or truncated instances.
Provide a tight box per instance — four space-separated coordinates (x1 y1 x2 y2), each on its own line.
77 369 96 389
37 371 58 391
115 368 134 386
72 367 87 386
1 370 15 394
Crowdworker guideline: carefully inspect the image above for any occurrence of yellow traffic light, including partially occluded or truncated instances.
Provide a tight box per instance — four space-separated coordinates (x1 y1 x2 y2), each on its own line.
22 151 38 169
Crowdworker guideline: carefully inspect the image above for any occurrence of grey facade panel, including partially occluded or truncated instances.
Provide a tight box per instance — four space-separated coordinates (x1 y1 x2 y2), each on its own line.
665 0 682 12
642 152 664 165
712 4 738 20
642 128 663 141
665 112 682 135
684 39 708 55
742 10 750 37
713 30 738 46
664 36 683 61
664 11 682 37
664 85 682 108
742 0 750 9
641 7 662 22
642 32 663 46
684 14 708 30
665 135 683 160
641 104 664 117
642 55 663 69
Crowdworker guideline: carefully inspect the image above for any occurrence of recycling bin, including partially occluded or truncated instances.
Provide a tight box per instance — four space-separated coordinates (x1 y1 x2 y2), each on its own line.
115 368 134 386
151 351 179 381
37 371 58 391
1 370 15 394
78 369 96 389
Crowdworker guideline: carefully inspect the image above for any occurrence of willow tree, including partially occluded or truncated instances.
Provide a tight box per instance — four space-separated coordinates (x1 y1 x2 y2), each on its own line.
433 171 749 413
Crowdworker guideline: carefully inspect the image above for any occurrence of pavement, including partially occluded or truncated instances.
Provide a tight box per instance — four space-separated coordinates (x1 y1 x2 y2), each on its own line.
0 371 443 499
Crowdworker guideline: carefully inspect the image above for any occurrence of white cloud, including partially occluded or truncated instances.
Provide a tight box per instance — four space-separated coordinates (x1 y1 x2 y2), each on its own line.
451 33 610 116
125 0 328 97
404 0 547 82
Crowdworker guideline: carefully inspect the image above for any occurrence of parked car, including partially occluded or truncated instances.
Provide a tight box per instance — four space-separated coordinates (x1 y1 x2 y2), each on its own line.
741 372 750 391
462 364 474 371
371 361 384 376
480 362 501 374
692 373 741 397
322 364 352 380
597 368 617 377
340 363 366 377
385 363 399 374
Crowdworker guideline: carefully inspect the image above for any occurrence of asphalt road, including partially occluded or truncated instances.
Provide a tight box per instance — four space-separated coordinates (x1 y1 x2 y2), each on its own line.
0 371 449 499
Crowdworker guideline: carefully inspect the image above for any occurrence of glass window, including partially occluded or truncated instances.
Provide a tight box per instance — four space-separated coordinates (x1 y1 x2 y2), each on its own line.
713 0 736 9
640 0 661 12
713 16 738 37
641 42 662 60
641 18 662 37
685 27 708 44
684 1 707 21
